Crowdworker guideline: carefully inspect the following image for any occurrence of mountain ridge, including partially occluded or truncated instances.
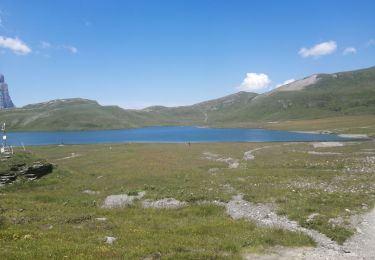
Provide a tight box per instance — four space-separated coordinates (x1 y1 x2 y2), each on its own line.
1 65 374 131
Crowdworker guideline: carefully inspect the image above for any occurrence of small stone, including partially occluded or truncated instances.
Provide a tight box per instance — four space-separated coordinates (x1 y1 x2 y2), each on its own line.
105 236 117 245
141 198 187 209
23 234 32 240
82 190 100 195
208 168 219 174
306 213 320 222
95 217 107 221
142 252 162 260
40 224 54 230
102 191 145 208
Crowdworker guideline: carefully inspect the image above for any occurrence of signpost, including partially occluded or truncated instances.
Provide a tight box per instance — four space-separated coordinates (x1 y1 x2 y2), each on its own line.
1 123 13 156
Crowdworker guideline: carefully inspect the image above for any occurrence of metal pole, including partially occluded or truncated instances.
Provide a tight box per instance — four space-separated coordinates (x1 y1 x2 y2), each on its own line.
3 123 7 148
1 123 4 154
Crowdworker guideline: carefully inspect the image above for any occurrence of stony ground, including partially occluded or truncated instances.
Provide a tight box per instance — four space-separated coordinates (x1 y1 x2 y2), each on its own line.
196 140 375 259
244 206 375 259
1 140 374 259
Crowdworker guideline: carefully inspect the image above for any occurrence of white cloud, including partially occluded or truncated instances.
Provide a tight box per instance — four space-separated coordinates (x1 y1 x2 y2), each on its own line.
0 9 5 28
275 79 295 88
343 47 357 55
366 39 375 47
298 41 337 58
0 36 31 55
238 73 271 93
40 41 51 49
63 45 78 54
39 41 78 54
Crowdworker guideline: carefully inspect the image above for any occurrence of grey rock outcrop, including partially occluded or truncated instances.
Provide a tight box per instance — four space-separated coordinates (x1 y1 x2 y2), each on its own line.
0 161 53 184
0 74 15 109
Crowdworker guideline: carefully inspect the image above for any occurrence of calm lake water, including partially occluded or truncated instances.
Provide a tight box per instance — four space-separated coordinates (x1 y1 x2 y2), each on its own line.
6 126 354 146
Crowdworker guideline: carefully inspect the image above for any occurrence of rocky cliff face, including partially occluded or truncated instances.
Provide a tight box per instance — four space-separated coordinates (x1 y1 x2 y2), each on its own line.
0 74 15 109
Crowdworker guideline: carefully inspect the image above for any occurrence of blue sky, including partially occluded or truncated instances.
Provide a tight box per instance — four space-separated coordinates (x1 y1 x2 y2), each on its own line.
0 0 374 108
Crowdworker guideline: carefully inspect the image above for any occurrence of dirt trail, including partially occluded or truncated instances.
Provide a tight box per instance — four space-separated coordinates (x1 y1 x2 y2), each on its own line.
343 207 375 258
226 195 339 250
243 146 272 160
202 152 240 168
56 152 81 161
243 205 375 259
208 142 375 259
301 206 375 260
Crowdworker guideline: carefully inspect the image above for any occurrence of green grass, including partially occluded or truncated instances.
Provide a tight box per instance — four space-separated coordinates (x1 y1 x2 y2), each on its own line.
0 140 374 258
0 151 47 173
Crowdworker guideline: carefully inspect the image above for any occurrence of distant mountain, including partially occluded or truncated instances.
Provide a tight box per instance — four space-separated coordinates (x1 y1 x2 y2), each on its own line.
0 66 374 131
243 66 375 121
141 91 259 125
139 66 375 124
0 74 15 109
0 99 158 131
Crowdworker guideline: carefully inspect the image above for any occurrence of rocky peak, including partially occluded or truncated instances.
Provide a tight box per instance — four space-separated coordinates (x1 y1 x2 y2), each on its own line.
0 73 15 109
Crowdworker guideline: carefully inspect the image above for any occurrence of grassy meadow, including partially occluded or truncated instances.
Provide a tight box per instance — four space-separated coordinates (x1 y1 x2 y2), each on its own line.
1 140 375 259
218 115 375 137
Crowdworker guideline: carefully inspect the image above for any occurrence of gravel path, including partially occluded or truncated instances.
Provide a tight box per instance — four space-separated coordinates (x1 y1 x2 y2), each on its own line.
232 193 375 259
56 152 82 161
312 142 344 148
302 207 375 260
342 207 375 258
243 146 273 161
202 152 240 168
226 195 339 250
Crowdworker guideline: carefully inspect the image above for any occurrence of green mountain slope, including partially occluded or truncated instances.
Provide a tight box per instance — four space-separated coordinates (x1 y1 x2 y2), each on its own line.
141 91 259 125
142 66 375 125
0 99 158 131
0 66 374 131
238 66 375 121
